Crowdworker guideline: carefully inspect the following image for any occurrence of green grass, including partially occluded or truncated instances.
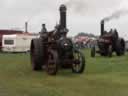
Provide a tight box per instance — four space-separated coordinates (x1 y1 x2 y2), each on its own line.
0 50 128 96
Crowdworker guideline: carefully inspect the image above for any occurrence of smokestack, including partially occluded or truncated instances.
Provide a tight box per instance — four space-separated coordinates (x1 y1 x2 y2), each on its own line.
59 4 67 29
101 20 104 36
25 22 28 33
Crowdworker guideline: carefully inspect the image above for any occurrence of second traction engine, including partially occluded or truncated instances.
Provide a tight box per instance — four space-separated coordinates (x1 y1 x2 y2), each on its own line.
91 20 125 57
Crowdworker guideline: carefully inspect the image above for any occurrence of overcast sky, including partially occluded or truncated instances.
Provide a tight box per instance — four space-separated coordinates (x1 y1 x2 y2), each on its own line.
0 0 128 40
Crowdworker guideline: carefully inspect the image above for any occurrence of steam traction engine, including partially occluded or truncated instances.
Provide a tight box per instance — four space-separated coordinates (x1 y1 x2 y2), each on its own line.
91 20 125 57
30 4 85 75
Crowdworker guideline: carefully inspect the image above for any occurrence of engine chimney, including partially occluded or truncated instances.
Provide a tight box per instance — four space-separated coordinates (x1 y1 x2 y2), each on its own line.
59 4 67 29
101 20 104 36
25 22 28 33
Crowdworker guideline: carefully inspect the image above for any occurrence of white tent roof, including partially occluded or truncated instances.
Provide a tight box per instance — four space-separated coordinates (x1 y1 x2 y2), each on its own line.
3 34 17 39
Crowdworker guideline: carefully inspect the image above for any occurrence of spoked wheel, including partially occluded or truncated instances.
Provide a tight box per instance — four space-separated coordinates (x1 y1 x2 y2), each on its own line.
108 45 112 57
72 49 85 73
116 38 125 56
91 46 95 57
46 50 58 75
119 39 125 55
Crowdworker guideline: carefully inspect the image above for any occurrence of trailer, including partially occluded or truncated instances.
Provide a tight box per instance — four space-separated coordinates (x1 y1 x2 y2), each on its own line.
0 30 23 51
2 34 38 52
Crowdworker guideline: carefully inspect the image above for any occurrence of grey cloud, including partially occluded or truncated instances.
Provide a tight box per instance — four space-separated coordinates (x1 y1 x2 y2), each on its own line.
64 0 121 15
0 0 128 40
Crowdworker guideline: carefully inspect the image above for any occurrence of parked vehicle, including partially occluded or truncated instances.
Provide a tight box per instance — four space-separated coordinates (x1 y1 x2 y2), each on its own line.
2 34 38 52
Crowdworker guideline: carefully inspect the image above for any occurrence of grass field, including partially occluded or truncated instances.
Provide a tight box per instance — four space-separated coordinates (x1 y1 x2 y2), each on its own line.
0 49 128 96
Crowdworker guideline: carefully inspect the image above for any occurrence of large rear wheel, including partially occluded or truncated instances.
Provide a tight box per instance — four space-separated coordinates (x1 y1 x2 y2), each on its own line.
30 39 44 71
116 38 125 56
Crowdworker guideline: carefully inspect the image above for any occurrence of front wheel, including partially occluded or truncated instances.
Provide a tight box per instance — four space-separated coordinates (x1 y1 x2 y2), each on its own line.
46 50 58 75
72 49 85 73
108 45 112 57
91 46 95 57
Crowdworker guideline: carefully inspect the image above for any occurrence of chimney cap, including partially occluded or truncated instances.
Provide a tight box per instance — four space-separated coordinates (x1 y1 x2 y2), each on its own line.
101 20 104 24
42 24 46 26
60 4 67 11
